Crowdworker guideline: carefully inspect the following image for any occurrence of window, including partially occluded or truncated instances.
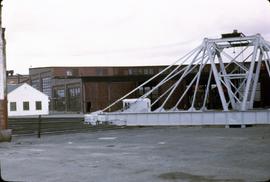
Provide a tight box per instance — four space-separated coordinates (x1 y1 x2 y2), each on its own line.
31 79 40 90
144 86 151 93
144 69 149 75
96 68 103 76
36 101 42 110
68 87 81 111
42 77 52 97
69 87 80 97
138 86 158 99
53 87 66 111
149 68 154 75
138 69 143 75
66 70 73 76
56 89 65 98
139 87 144 96
10 102 16 111
23 101 30 111
128 69 133 75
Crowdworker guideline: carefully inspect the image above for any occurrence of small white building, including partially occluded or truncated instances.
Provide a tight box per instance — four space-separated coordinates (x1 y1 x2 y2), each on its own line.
7 83 49 116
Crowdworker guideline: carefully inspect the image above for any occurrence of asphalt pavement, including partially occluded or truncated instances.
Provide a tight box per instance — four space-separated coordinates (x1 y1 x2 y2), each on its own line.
0 126 270 182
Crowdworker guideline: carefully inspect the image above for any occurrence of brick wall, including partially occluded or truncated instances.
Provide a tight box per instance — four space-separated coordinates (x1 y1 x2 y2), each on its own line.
0 99 7 129
84 81 137 112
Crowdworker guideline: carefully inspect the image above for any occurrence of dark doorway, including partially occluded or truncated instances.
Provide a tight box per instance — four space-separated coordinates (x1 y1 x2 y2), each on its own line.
86 101 92 113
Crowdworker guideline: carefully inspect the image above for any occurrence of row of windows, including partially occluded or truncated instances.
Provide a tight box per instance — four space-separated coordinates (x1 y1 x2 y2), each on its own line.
42 77 52 97
10 101 42 111
69 87 81 97
53 87 81 98
128 68 156 75
31 77 52 97
52 87 81 112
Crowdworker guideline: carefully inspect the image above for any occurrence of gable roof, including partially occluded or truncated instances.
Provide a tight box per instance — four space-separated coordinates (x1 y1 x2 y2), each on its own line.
7 84 22 93
7 83 49 99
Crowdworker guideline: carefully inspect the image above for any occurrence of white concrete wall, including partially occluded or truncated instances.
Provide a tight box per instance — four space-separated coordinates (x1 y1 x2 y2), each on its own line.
7 83 49 116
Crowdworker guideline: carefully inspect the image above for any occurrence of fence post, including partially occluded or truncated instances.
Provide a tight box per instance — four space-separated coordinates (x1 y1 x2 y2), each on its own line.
38 115 41 138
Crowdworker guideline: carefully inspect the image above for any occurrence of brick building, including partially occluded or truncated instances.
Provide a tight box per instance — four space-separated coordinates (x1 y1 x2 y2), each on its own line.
29 65 270 114
7 70 29 84
29 66 170 113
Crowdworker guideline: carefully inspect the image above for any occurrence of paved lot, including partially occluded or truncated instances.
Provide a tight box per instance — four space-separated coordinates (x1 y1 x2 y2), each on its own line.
0 126 270 182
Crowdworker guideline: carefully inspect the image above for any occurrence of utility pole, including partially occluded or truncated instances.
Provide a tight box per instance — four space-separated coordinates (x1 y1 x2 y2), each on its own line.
0 0 11 142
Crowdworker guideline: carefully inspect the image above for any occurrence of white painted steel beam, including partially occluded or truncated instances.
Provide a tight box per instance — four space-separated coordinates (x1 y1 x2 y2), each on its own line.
90 110 270 126
241 37 259 111
207 42 229 111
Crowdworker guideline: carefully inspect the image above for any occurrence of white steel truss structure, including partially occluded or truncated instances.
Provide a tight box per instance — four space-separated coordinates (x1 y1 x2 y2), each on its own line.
85 33 270 126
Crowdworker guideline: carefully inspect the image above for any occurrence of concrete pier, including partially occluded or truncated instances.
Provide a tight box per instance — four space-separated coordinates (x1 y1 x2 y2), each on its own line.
0 129 11 142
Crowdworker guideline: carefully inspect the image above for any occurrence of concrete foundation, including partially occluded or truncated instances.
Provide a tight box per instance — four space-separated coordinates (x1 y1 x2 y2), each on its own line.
0 99 7 129
0 99 10 142
0 129 12 142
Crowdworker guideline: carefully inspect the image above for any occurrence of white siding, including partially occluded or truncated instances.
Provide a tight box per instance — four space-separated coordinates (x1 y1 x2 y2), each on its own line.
8 83 49 116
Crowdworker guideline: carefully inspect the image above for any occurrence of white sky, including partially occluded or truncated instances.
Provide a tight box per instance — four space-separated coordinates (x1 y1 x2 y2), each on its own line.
3 0 270 74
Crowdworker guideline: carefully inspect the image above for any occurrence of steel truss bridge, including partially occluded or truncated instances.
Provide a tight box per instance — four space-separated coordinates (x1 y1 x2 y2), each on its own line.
85 32 270 126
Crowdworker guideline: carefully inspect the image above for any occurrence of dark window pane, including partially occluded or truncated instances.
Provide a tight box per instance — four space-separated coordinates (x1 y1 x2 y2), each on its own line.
10 102 17 111
36 101 42 110
68 87 81 111
23 102 29 111
53 88 65 111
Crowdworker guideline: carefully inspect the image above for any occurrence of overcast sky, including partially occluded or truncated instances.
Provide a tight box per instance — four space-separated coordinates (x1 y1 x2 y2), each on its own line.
3 0 270 74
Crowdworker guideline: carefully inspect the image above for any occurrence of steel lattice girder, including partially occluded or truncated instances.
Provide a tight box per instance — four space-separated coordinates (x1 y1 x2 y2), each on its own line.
101 33 270 113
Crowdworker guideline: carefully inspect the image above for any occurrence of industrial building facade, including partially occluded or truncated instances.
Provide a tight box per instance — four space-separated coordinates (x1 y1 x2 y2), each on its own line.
29 65 270 114
29 66 167 113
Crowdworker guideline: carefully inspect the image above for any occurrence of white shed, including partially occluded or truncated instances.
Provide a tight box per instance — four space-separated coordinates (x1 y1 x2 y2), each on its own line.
7 83 49 116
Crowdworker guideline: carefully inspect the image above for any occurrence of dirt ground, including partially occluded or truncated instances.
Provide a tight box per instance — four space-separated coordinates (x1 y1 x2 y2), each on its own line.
0 126 270 182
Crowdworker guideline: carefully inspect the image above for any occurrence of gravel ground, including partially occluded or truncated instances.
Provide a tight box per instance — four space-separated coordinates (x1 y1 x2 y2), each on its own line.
0 126 270 182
